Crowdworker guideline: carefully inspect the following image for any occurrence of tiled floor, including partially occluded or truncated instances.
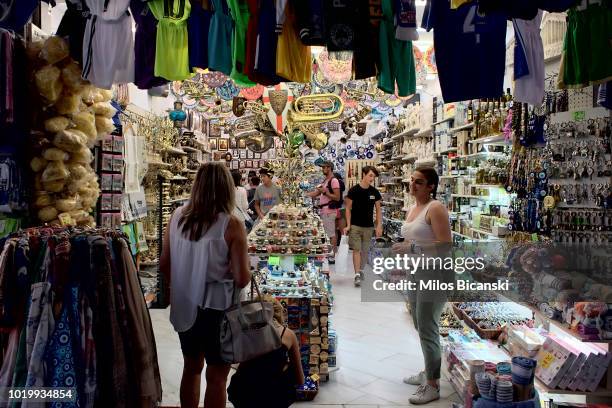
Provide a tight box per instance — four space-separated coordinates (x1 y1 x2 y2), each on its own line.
151 269 462 407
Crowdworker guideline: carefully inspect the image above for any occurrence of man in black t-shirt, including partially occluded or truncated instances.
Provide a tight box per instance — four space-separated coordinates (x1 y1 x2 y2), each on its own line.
342 165 382 287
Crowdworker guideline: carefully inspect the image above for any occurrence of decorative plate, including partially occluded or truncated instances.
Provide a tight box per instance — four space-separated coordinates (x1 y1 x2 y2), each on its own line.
183 95 198 109
171 81 186 97
385 95 403 107
216 80 240 100
202 71 228 88
240 84 265 100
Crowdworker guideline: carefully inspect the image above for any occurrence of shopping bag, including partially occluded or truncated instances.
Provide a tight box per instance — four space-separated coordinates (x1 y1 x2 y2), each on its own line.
335 235 349 276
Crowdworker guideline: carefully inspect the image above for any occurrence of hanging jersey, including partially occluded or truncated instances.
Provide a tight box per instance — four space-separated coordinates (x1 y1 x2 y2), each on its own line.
57 0 90 65
208 0 232 75
131 0 168 89
276 1 311 83
422 0 506 103
82 0 135 89
378 0 416 96
325 0 358 51
188 0 211 71
294 0 326 45
148 0 192 81
252 0 285 85
513 11 545 106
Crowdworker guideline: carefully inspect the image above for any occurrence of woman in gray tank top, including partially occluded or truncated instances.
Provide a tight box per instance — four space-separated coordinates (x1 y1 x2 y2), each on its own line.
394 167 451 405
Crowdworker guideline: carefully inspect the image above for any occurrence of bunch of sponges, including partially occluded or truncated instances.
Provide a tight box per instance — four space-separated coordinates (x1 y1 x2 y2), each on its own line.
29 36 113 226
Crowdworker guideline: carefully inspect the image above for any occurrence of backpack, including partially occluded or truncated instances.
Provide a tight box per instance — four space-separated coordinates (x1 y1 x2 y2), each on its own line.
327 175 345 209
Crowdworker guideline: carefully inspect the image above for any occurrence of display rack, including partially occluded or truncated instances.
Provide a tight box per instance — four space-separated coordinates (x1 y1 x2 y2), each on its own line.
247 204 337 381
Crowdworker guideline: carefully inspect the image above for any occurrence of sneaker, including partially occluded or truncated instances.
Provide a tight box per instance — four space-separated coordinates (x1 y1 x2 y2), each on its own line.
409 384 440 405
354 273 362 287
403 371 426 385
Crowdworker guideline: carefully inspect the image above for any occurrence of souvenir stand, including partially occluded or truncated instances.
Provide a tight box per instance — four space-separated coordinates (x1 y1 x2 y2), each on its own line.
247 148 341 382
371 8 612 405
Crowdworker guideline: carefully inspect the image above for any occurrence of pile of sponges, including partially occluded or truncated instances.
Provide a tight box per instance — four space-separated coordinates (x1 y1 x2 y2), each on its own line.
29 36 113 226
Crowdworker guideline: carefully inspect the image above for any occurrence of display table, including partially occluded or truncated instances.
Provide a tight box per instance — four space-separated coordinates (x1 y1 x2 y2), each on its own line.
248 204 337 381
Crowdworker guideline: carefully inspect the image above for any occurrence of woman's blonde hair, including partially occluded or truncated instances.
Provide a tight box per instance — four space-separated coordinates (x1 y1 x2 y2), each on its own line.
178 162 236 241
258 294 286 325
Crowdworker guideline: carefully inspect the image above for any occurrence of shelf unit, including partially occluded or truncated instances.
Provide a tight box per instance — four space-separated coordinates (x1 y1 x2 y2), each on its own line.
468 133 508 146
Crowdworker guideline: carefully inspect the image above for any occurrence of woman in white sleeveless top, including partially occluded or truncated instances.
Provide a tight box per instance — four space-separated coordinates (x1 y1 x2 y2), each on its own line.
160 163 251 408
394 167 451 405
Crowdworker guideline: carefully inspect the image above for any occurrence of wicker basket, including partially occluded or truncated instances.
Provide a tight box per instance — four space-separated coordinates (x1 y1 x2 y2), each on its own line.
295 388 318 401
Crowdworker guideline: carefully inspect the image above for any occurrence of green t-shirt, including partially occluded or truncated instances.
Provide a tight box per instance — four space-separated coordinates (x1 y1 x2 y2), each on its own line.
227 0 255 86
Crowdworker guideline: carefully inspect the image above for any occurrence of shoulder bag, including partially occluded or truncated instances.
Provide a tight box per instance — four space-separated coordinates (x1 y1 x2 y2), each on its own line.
219 277 282 363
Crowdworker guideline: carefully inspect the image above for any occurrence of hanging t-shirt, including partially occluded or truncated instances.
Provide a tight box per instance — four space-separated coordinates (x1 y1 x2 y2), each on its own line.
0 0 38 31
513 11 545 106
353 0 383 79
276 0 311 83
208 0 232 75
346 184 382 228
188 0 211 71
227 0 255 86
422 0 507 103
561 0 612 88
148 0 192 81
83 0 135 89
130 0 168 89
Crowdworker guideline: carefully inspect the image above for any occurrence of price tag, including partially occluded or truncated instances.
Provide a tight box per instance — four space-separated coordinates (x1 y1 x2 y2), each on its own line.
294 255 308 264
268 256 280 266
540 352 555 369
573 111 586 121
531 233 539 242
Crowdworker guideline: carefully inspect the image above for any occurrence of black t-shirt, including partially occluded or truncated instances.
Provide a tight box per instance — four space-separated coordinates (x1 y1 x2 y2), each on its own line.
346 184 382 228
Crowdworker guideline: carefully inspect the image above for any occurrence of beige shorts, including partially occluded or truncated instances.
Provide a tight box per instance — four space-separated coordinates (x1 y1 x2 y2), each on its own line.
321 212 337 241
348 225 374 252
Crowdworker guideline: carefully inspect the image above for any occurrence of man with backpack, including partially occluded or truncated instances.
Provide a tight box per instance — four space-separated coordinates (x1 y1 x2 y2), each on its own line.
308 161 344 261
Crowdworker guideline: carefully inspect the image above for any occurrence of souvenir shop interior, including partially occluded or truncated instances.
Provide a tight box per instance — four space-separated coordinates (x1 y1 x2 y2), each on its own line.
0 0 611 407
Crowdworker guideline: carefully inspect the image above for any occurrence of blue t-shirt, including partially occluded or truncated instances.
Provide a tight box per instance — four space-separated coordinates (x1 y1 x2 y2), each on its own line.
422 0 507 103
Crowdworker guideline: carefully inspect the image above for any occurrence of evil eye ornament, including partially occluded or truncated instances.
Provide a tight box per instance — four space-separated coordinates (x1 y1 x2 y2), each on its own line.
366 151 374 159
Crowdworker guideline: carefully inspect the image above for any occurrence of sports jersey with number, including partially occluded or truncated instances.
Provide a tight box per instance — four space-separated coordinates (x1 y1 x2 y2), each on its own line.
422 0 507 103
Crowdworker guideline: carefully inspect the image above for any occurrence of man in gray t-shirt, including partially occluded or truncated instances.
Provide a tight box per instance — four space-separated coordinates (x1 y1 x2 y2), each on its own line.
254 168 281 218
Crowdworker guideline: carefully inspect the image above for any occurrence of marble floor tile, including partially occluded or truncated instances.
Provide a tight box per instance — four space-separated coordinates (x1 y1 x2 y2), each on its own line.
155 266 456 407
